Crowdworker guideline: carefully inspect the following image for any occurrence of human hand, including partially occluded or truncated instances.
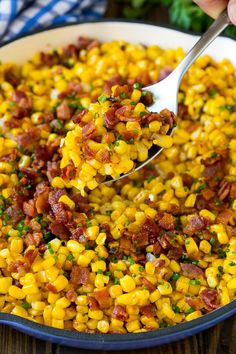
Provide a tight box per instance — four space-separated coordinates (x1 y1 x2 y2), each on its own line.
193 0 236 24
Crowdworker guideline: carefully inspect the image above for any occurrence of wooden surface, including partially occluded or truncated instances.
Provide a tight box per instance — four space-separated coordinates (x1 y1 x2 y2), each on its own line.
0 1 235 353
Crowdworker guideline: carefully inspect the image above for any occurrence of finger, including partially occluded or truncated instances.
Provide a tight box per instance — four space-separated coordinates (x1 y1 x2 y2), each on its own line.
228 0 236 24
193 0 228 18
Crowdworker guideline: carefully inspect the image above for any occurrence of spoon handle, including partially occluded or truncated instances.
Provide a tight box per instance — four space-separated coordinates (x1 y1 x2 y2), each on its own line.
173 8 230 84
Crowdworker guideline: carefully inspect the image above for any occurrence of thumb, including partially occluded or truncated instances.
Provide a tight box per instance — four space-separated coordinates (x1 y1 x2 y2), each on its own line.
228 0 236 24
193 0 228 18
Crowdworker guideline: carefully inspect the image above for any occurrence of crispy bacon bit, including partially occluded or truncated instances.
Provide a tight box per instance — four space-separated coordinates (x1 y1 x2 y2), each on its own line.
96 148 110 163
104 108 119 129
104 132 115 144
61 164 76 180
182 173 194 188
141 277 156 292
141 217 160 246
104 75 124 94
158 213 176 230
72 109 88 124
65 288 77 302
24 249 38 265
71 194 90 213
153 259 165 268
4 68 20 87
167 246 183 260
70 265 89 285
16 127 40 148
94 288 111 309
121 130 138 142
140 305 154 317
82 121 96 140
218 179 231 201
140 91 153 106
230 182 236 198
45 283 58 293
87 296 99 311
113 85 130 98
112 305 128 321
12 90 32 110
82 143 96 160
180 263 203 279
24 232 43 247
186 296 204 311
8 260 30 273
201 188 215 201
47 161 60 182
5 205 23 226
115 105 139 122
56 102 71 120
183 215 208 236
216 209 233 225
119 238 131 251
49 222 70 240
23 200 36 217
34 182 50 213
200 288 220 310
159 66 173 81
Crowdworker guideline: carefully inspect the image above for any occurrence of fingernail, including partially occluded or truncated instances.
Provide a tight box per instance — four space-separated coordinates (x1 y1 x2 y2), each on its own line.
228 0 236 25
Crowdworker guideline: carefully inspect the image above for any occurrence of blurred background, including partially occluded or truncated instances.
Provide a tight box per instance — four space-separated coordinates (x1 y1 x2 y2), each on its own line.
105 0 236 37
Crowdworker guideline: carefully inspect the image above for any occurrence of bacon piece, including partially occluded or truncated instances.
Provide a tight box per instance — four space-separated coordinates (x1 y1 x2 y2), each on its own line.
104 132 115 144
113 85 130 98
23 200 36 217
82 121 96 140
56 102 71 120
104 108 119 129
45 283 58 293
24 249 38 265
140 91 154 106
8 260 30 273
16 127 40 148
87 296 99 310
141 217 160 245
200 288 220 311
34 182 50 213
5 205 23 226
218 179 231 201
24 232 43 247
65 288 77 302
71 194 91 213
182 173 194 188
104 75 124 94
119 238 131 251
70 265 89 285
115 105 139 122
112 305 128 321
82 143 96 160
183 215 208 236
43 111 55 122
94 288 111 309
12 90 32 110
180 263 203 279
216 209 233 225
121 130 138 142
96 148 110 163
0 149 17 163
100 223 113 242
201 188 215 201
153 259 165 268
47 161 60 182
141 277 156 292
71 227 86 243
140 305 154 317
159 66 173 81
29 219 41 231
49 222 70 240
4 68 20 87
230 182 236 198
167 246 183 260
61 164 76 180
72 109 88 124
158 213 176 230
186 296 204 311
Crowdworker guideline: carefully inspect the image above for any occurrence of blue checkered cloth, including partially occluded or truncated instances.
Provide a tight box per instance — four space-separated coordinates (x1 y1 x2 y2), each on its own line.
0 0 107 43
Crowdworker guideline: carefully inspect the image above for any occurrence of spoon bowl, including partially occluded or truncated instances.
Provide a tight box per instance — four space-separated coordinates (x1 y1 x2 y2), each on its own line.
104 8 230 184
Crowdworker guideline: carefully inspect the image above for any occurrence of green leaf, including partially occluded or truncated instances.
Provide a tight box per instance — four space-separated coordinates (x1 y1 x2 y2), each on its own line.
131 0 147 8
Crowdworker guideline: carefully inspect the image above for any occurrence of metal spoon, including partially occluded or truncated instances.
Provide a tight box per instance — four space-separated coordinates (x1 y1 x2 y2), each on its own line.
104 9 230 184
